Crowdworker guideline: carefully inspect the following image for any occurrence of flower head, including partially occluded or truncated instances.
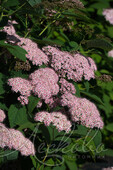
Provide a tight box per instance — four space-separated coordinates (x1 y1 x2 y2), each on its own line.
0 123 35 156
43 46 97 81
103 9 113 25
29 68 59 102
61 92 104 129
35 111 72 133
8 77 32 97
0 109 6 122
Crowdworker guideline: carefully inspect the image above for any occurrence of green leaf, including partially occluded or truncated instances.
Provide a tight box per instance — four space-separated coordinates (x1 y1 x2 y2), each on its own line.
3 0 20 7
0 103 8 111
65 160 77 170
8 105 28 127
31 38 64 46
59 30 70 42
53 106 63 112
99 149 113 157
30 156 36 168
8 105 18 128
0 41 27 61
7 46 27 61
107 26 113 38
16 106 28 126
85 136 96 159
5 150 18 160
87 129 102 147
80 91 104 105
53 31 67 43
73 82 81 97
69 41 79 50
106 123 113 132
74 125 88 136
27 95 40 114
17 122 36 131
62 11 96 24
52 166 66 170
27 0 41 7
39 124 51 144
10 70 28 79
85 39 113 51
90 2 109 11
92 131 102 147
84 81 89 92
46 158 54 166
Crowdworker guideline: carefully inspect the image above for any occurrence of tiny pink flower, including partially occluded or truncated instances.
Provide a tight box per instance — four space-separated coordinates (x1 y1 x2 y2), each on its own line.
0 109 6 122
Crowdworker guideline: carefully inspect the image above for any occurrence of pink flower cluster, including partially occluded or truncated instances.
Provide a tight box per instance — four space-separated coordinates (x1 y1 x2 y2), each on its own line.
3 21 49 66
0 121 35 156
8 68 59 105
103 9 113 25
108 50 113 58
18 38 49 66
29 68 59 104
5 20 103 131
61 92 104 129
3 20 17 36
34 111 71 133
8 77 32 105
43 46 97 81
0 109 6 122
73 53 97 81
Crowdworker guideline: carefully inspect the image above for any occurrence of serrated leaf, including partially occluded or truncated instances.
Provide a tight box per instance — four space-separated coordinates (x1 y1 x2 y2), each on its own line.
3 0 20 7
27 0 41 7
59 31 70 42
10 70 28 79
27 95 40 114
53 31 67 43
85 137 96 159
53 166 66 170
0 103 8 111
65 160 77 170
30 156 36 168
99 149 113 157
84 81 89 92
39 124 51 144
0 41 27 61
87 129 102 147
31 38 64 46
17 122 35 131
5 150 18 160
80 91 104 105
69 41 79 51
85 39 113 51
74 125 88 136
73 82 81 97
46 158 54 165
53 106 63 112
62 11 96 24
7 46 27 61
8 105 18 128
16 106 28 126
106 123 113 132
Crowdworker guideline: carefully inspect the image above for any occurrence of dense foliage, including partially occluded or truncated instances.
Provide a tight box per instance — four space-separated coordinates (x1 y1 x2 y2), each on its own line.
0 0 113 169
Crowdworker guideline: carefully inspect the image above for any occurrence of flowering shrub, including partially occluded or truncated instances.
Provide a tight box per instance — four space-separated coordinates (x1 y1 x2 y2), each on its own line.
0 0 113 169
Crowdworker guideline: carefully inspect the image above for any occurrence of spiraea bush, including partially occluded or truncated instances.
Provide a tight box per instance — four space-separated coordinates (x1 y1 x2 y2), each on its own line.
0 0 113 169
